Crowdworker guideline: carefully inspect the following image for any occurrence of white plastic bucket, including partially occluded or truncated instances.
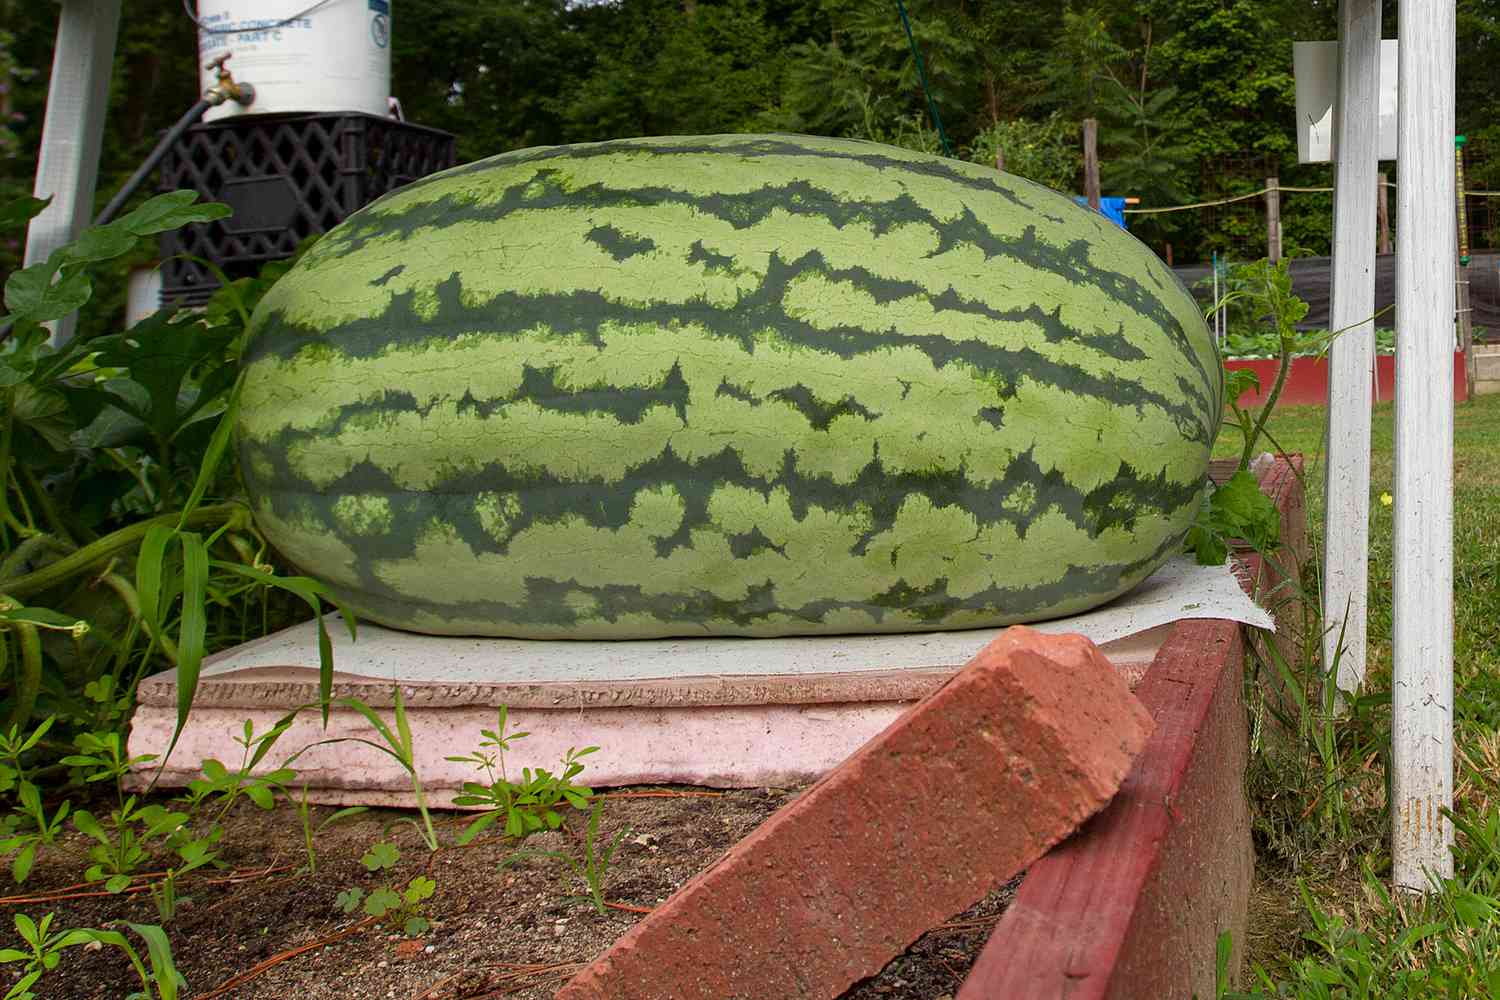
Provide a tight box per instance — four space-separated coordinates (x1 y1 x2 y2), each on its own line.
195 0 391 121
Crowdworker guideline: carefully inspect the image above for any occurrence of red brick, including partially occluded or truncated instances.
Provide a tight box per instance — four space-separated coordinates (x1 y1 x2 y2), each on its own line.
556 626 1154 1000
960 619 1251 1000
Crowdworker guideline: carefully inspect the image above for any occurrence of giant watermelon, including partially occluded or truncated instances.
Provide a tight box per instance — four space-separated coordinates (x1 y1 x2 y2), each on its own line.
237 134 1222 639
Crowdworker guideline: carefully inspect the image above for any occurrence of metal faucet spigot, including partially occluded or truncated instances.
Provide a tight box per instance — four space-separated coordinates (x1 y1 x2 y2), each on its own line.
203 53 256 108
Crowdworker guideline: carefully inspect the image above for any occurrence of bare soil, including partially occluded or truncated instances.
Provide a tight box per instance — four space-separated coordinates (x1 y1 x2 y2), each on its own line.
6 786 1014 1000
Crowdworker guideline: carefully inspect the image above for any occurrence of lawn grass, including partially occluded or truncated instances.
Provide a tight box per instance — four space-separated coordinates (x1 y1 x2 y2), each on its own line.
1214 393 1500 996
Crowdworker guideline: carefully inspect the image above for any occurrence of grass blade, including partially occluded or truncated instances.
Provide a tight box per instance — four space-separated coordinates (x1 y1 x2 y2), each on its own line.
161 531 209 772
245 710 300 770
177 377 242 526
209 561 352 725
316 613 334 725
394 685 413 759
126 922 184 1000
135 522 175 637
335 696 402 764
78 929 150 996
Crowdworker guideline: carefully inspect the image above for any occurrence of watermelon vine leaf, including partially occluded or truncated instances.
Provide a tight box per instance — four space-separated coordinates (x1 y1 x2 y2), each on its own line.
88 316 237 446
1192 255 1306 566
0 196 50 232
1187 472 1282 567
0 191 227 346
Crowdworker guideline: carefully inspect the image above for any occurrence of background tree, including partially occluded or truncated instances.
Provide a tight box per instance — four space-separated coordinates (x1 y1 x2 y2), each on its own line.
392 0 588 159
560 0 789 140
9 0 1500 281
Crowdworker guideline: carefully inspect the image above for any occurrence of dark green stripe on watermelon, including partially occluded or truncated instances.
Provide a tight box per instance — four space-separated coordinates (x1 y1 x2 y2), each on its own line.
246 260 1215 443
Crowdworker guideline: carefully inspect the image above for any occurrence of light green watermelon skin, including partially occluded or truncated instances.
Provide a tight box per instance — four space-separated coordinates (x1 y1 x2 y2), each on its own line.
237 133 1222 639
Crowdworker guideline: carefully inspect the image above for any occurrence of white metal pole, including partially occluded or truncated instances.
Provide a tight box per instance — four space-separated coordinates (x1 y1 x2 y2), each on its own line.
1392 0 1456 891
1324 0 1381 694
24 0 122 345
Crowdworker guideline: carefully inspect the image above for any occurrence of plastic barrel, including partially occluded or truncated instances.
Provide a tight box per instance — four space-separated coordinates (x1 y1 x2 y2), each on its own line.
195 0 391 121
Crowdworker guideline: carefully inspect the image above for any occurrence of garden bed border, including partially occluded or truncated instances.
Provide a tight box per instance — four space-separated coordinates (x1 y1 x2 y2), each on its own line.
1227 352 1468 407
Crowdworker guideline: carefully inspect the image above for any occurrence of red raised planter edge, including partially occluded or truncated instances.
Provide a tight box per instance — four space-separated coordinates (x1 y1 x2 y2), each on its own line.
1226 351 1467 408
958 456 1303 999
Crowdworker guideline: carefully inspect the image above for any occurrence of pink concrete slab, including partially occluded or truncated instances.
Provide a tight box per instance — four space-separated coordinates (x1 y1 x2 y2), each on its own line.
127 627 1169 804
133 700 935 805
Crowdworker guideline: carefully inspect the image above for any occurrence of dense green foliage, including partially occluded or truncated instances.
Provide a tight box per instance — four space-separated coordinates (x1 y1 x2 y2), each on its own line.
0 194 349 793
5 0 1500 298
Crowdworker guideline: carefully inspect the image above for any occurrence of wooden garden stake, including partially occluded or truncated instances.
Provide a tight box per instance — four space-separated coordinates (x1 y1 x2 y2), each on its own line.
1324 0 1380 697
1083 118 1101 211
1456 136 1477 402
1378 171 1392 255
1265 176 1282 262
1392 0 1456 891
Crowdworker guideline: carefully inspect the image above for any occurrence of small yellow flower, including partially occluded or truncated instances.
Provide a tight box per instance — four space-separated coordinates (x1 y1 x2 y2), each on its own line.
1380 492 1393 507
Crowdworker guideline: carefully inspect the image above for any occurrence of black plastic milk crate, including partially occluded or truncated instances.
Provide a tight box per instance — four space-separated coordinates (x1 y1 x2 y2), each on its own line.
157 112 456 306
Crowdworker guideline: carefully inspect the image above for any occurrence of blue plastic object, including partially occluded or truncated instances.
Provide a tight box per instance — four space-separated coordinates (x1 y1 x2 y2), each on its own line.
1076 196 1128 230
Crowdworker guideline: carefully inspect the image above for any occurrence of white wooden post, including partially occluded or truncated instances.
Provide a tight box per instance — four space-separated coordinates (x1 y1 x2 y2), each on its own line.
1324 0 1381 695
24 0 122 345
1392 0 1456 891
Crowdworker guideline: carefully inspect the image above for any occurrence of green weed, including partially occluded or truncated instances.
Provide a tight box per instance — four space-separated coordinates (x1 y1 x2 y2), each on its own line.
505 800 631 917
291 784 365 876
335 840 436 937
1220 394 1500 992
0 913 183 1000
447 706 596 844
281 687 441 852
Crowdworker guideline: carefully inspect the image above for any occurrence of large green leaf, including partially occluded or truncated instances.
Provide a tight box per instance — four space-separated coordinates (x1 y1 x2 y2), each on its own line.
0 196 50 232
89 313 236 444
0 364 27 389
52 223 137 269
10 384 74 455
116 191 231 237
3 264 90 324
69 396 149 451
